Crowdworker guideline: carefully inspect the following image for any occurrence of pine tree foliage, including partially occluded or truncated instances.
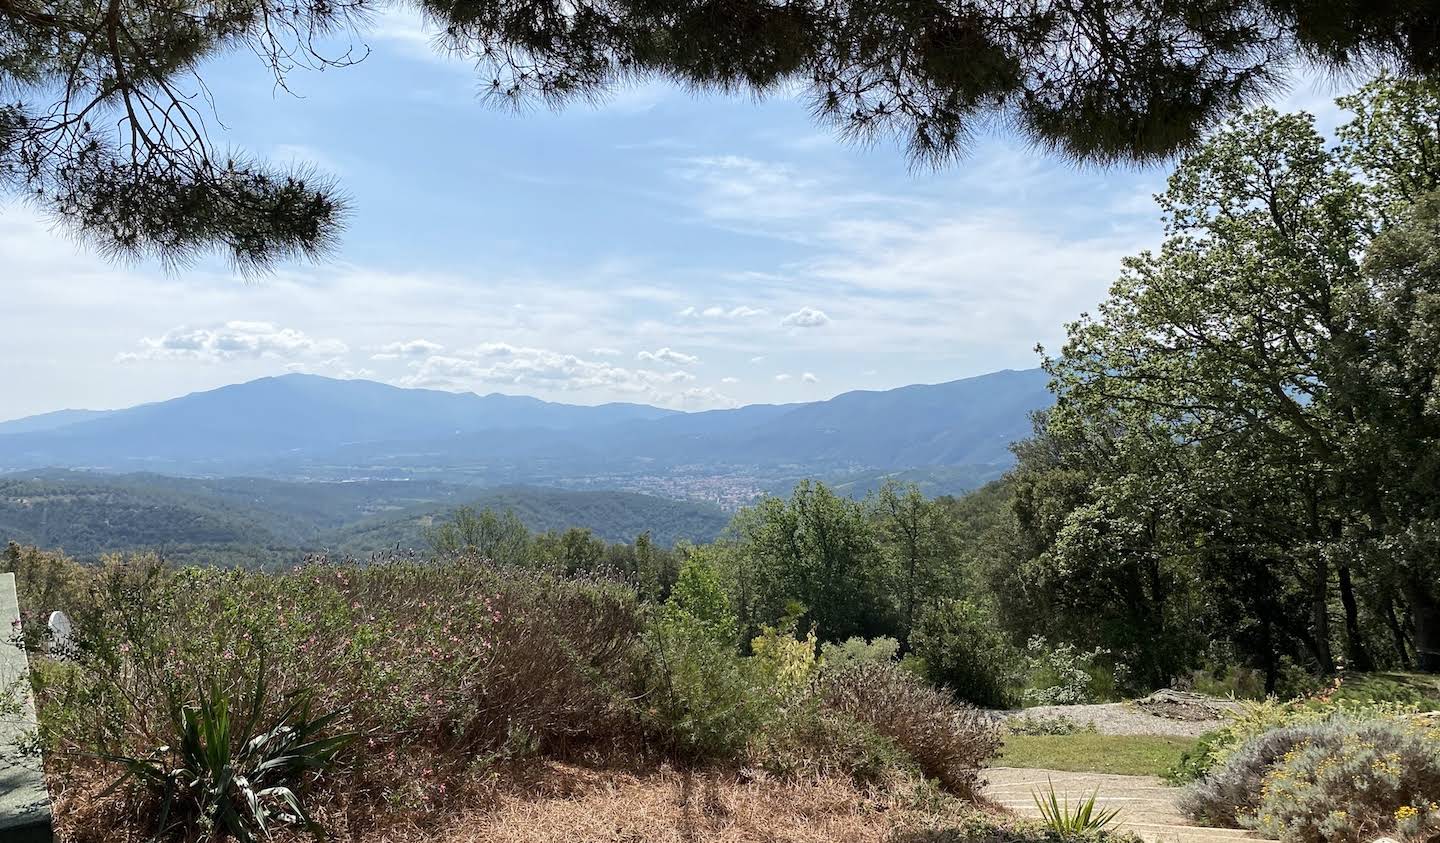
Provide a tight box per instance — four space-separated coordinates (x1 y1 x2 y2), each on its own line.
5 0 1440 265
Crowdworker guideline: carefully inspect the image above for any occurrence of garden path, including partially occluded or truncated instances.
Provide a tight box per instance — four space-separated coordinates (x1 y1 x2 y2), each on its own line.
982 768 1257 843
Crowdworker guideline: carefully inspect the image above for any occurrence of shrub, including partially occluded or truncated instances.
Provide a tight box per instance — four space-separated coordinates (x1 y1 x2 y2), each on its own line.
2 543 91 652
643 606 763 761
1008 713 1097 736
103 674 353 842
1181 716 1440 841
910 599 1017 709
820 635 900 667
1175 695 1425 783
1179 723 1314 827
1163 729 1224 784
745 701 911 787
34 555 647 825
1249 718 1440 843
819 660 1001 797
750 616 820 692
1022 637 1118 706
642 551 766 760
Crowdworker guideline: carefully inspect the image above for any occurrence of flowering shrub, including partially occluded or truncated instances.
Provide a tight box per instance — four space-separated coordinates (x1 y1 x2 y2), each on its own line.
1022 636 1115 706
1251 719 1440 843
1181 716 1440 842
1173 694 1426 784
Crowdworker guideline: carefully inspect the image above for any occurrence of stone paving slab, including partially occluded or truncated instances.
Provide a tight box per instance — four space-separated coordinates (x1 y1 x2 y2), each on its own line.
984 768 1256 843
0 573 53 842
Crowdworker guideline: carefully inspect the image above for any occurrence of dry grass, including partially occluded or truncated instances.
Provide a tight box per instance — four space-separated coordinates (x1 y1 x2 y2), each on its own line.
53 758 995 843
415 763 976 843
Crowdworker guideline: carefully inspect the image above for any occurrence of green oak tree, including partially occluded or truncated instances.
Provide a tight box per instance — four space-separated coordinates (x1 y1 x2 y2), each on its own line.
1026 74 1440 675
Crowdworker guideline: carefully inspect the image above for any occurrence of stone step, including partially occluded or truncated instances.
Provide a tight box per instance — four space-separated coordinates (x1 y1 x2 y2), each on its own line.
984 766 1260 843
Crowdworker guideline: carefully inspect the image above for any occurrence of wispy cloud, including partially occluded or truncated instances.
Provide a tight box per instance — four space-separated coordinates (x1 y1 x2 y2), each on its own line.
371 338 444 360
119 322 348 363
637 347 699 366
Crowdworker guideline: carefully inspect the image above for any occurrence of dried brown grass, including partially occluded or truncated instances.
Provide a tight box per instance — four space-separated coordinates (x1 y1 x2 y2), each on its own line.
52 758 991 843
393 763 976 843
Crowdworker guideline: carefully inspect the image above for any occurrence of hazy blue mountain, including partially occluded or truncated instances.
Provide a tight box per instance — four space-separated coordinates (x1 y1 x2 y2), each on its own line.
0 408 114 434
0 374 677 470
0 369 1052 478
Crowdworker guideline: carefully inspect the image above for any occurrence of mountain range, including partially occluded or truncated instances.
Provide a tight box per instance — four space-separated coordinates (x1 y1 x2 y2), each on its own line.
0 369 1053 495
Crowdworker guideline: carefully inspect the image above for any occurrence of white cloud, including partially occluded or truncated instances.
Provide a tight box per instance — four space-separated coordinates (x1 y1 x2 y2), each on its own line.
371 338 444 360
397 344 715 407
750 356 766 364
590 346 622 356
781 307 831 329
677 386 739 409
720 376 740 384
774 373 792 382
119 322 348 363
682 304 768 319
637 347 699 366
801 372 819 383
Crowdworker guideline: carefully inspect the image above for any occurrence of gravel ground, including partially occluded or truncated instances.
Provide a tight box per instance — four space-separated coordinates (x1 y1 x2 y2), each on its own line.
995 702 1235 737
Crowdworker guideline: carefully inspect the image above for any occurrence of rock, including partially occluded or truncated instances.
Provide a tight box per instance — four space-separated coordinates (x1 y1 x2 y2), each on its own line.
45 611 72 657
1133 689 1243 722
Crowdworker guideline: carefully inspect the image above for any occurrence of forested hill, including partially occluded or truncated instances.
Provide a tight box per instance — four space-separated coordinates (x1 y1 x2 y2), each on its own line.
0 471 729 564
329 487 730 555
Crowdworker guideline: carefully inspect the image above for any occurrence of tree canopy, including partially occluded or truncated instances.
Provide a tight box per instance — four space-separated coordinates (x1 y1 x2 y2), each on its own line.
5 0 1440 267
1014 74 1440 680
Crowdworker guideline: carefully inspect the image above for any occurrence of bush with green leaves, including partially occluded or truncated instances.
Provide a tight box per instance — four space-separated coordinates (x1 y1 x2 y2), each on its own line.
909 599 1017 708
642 551 770 760
103 675 353 842
819 635 900 667
1181 716 1440 841
819 660 1002 797
1022 637 1119 706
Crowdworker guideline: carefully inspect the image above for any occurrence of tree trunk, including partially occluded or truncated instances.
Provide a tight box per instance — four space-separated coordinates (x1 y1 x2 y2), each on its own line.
1310 559 1336 674
1382 597 1413 670
1337 565 1374 671
1260 611 1278 694
1407 575 1440 674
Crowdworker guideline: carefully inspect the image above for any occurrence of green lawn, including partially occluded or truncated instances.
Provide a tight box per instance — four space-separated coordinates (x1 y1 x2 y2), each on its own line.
995 734 1196 777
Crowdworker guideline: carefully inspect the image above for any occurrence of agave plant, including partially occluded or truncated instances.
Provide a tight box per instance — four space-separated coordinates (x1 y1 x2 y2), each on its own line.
1032 779 1122 837
104 673 354 842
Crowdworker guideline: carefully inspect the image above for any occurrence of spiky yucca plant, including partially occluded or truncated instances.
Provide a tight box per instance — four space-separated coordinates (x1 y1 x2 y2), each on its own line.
1032 780 1122 837
104 673 354 842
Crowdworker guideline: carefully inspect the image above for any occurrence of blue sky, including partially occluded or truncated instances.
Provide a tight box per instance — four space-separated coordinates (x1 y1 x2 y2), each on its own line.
0 16 1351 419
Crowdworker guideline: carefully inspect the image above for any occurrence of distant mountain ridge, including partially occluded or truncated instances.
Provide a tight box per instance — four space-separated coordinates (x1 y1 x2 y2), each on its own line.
0 369 1053 484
